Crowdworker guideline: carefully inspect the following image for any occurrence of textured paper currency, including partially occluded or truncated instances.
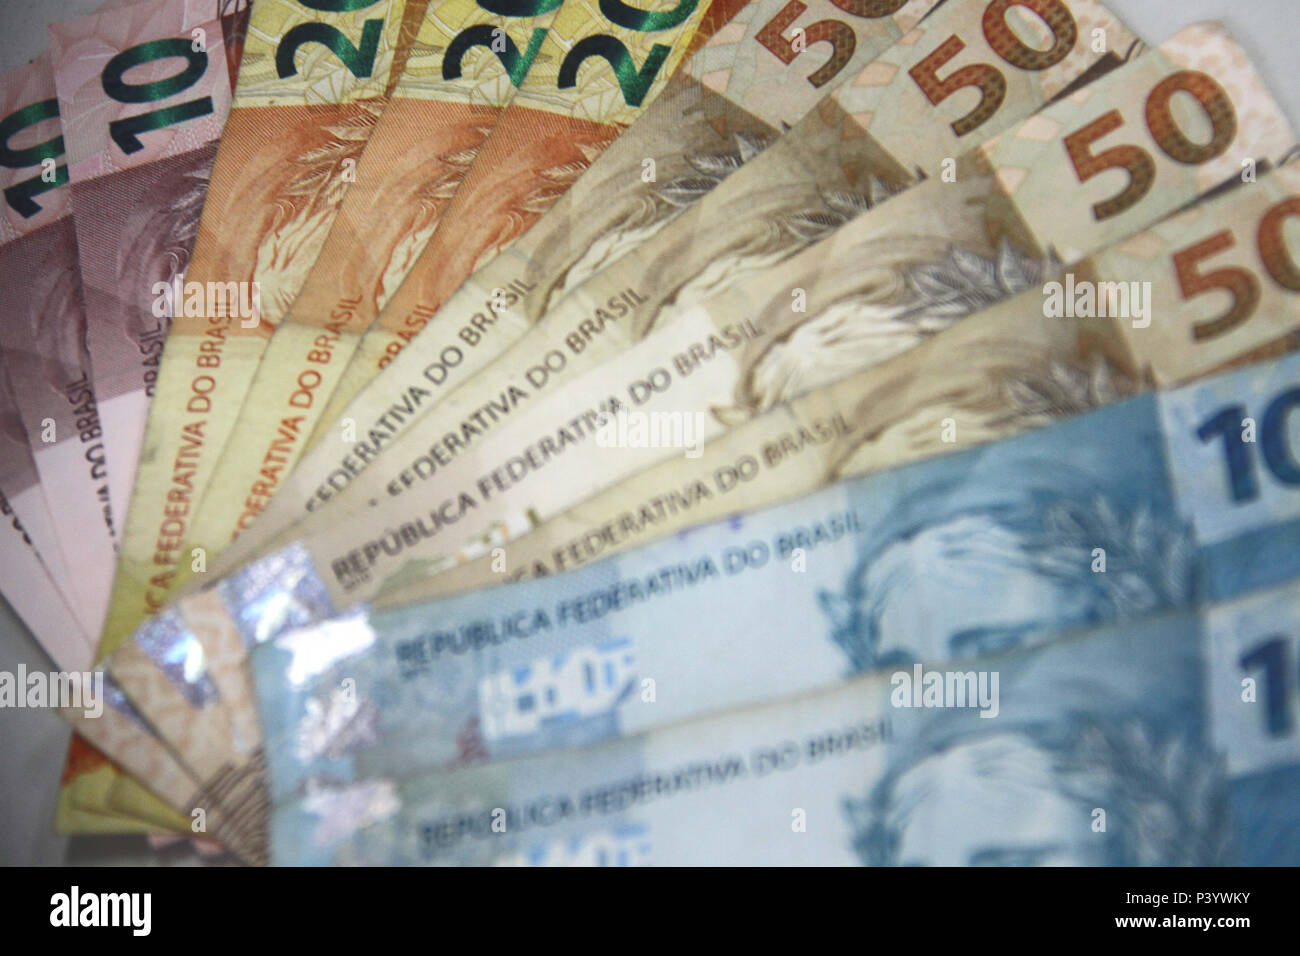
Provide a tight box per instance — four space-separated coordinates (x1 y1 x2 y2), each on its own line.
334 0 742 381
101 0 565 833
0 350 81 625
382 160 1300 602
103 620 271 858
46 0 251 838
211 0 1132 575
109 2 610 845
59 679 265 860
57 736 176 834
70 0 427 837
105 24 1295 839
0 53 115 638
50 0 248 534
103 155 1300 843
178 0 572 574
0 51 160 825
96 0 728 842
0 502 92 674
270 579 1300 865
101 586 268 847
467 0 946 329
249 348 1300 800
202 0 942 573
214 22 1295 614
0 520 91 670
0 352 91 671
303 0 939 440
98 0 429 661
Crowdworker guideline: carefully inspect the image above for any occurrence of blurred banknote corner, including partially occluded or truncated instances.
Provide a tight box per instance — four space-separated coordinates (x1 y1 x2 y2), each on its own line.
0 0 228 868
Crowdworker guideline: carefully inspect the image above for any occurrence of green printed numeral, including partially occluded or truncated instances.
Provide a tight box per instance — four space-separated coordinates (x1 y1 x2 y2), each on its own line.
444 26 548 87
0 98 66 217
110 99 216 154
276 19 384 79
103 39 209 102
0 98 64 166
599 0 698 32
3 164 69 218
102 39 215 155
558 36 670 107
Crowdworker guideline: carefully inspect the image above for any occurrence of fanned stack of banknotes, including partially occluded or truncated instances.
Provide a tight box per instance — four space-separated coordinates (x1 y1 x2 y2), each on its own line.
2 0 1299 865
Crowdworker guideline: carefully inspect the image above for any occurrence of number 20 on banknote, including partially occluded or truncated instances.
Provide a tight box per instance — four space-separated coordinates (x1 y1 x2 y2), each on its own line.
441 0 706 107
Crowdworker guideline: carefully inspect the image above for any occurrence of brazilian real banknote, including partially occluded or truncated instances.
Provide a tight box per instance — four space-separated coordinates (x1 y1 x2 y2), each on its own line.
66 0 431 837
97 0 1142 799
208 0 954 572
377 160 1300 605
268 576 1300 865
167 0 749 591
111 1 949 789
94 0 570 835
205 20 1291 604
303 0 945 437
112 148 1300 846
0 356 92 673
202 0 1138 574
0 51 117 639
96 0 751 832
245 347 1300 815
97 0 430 660
0 47 197 835
101 19 1298 819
